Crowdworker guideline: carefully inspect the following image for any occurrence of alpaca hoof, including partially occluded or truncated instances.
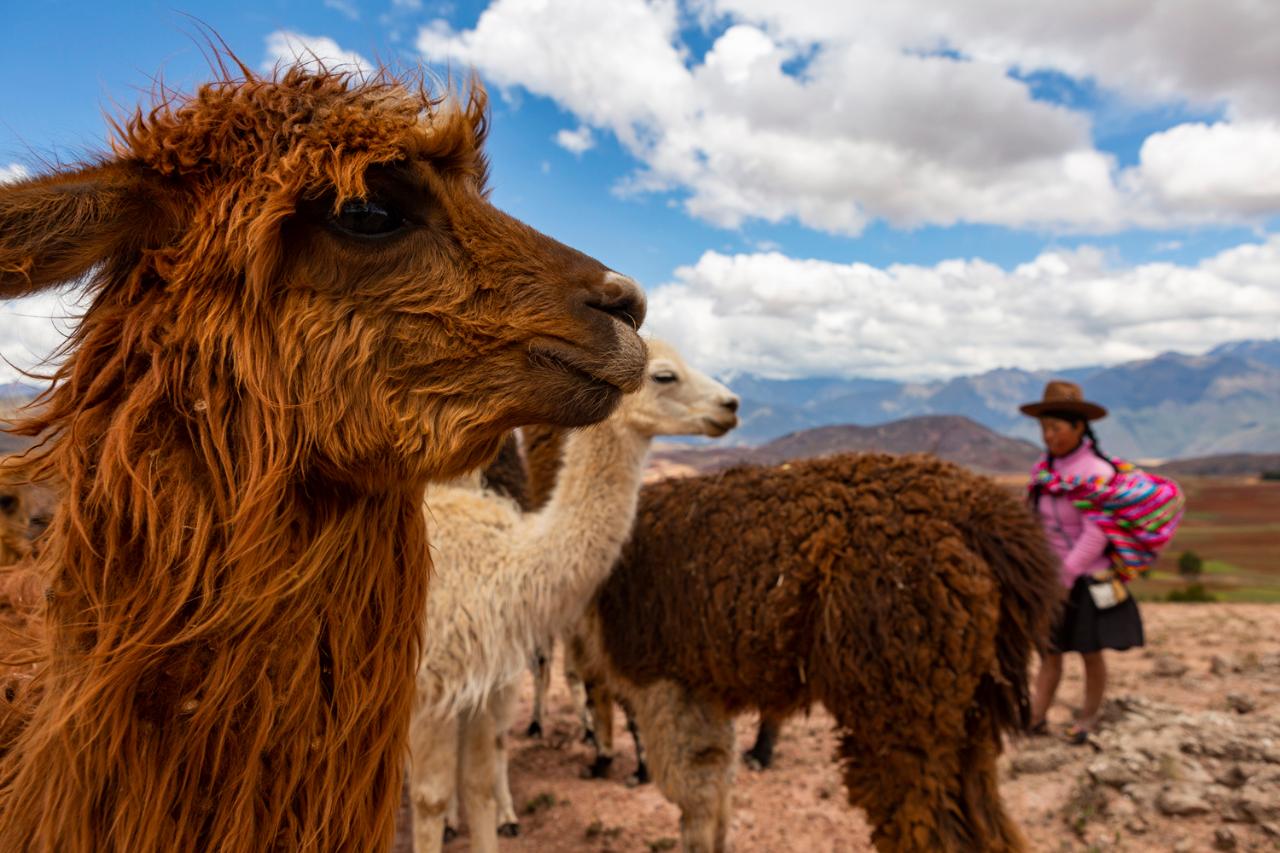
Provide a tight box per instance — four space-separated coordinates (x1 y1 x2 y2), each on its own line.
498 822 520 838
526 720 542 738
581 755 613 779
743 749 770 771
442 826 458 844
625 763 650 787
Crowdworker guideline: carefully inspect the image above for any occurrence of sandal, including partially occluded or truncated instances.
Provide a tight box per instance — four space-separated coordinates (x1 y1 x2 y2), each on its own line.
1028 719 1050 736
1065 724 1090 745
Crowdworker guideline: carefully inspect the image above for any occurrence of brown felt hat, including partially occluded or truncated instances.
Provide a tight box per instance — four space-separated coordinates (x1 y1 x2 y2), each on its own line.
1019 380 1107 421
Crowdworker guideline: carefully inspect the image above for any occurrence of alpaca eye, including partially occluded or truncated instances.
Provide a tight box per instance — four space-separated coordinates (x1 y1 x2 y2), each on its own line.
652 371 678 384
0 495 15 513
329 198 405 237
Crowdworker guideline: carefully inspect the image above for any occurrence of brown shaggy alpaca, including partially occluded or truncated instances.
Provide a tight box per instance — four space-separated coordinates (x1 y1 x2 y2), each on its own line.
0 62 647 853
571 453 1059 852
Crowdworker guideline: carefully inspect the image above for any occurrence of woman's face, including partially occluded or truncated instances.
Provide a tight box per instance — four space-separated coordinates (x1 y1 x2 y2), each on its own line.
1040 416 1086 457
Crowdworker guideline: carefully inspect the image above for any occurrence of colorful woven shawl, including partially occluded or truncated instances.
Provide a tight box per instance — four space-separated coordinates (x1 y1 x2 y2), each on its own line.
1030 454 1185 581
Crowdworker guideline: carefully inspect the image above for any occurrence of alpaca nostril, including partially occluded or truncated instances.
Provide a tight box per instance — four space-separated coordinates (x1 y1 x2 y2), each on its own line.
722 397 740 414
588 272 647 330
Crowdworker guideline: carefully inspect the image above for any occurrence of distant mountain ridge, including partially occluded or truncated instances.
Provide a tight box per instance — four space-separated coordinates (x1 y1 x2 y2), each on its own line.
651 414 1042 475
4 340 1278 460
722 338 1280 459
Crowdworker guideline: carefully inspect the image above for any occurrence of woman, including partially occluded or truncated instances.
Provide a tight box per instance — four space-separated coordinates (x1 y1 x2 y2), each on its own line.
1022 380 1144 744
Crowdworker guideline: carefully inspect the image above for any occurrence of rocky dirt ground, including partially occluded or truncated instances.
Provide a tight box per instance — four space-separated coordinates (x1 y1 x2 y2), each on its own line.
442 604 1280 852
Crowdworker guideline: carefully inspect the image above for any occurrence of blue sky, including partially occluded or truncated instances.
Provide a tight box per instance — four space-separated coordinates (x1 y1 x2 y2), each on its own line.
3 0 1280 381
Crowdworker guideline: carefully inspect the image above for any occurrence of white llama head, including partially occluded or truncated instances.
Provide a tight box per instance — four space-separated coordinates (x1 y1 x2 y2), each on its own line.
615 338 739 438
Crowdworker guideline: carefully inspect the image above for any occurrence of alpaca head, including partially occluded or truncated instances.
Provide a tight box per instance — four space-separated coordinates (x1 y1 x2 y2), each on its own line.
615 338 739 438
0 66 648 486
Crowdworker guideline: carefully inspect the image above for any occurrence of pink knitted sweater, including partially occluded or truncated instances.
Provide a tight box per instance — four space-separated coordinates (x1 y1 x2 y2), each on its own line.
1033 441 1114 588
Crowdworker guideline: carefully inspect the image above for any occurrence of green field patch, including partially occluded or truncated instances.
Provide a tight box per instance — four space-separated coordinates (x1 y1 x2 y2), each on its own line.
1183 510 1221 523
1214 587 1280 603
1201 560 1241 576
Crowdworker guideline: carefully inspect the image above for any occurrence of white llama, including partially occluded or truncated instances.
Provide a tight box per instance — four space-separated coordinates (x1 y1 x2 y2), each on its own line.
409 339 739 853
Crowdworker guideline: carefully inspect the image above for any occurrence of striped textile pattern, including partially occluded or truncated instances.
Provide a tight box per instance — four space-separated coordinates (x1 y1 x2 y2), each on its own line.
1030 459 1185 582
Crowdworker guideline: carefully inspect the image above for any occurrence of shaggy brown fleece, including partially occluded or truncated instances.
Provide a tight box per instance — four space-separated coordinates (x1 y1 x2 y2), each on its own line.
592 452 1059 851
0 60 645 853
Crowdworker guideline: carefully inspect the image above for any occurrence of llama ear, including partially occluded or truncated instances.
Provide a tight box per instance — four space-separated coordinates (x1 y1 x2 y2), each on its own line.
0 162 152 297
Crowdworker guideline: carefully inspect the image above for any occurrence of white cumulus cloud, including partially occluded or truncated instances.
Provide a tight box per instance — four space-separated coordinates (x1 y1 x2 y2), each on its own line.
554 126 595 155
417 0 1280 234
645 237 1280 381
263 31 374 78
1127 121 1280 219
0 291 85 384
1 164 31 184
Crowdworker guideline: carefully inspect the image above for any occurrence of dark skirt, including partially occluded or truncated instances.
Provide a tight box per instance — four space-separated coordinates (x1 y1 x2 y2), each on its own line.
1053 576 1145 654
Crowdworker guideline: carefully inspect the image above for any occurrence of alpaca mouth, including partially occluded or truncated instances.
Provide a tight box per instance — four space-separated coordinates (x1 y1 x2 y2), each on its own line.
703 417 738 437
527 342 624 394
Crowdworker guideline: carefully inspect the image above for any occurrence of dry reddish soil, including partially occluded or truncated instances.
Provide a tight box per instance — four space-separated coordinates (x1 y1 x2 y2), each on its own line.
441 604 1280 853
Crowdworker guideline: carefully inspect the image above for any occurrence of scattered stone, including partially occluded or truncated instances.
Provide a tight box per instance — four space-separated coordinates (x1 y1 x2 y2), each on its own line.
1152 654 1190 678
1015 748 1073 775
1108 795 1137 818
1212 827 1237 851
1088 756 1143 787
1157 785 1212 817
1210 654 1232 676
1124 816 1148 835
1215 764 1251 789
1259 821 1280 839
1232 792 1280 823
1226 692 1256 714
1172 837 1194 853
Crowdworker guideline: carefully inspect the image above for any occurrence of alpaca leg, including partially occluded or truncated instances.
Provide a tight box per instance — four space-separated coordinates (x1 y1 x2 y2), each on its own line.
583 682 615 778
566 658 597 747
625 709 650 786
526 640 552 738
460 709 501 853
743 714 781 771
836 727 1026 853
444 786 459 844
409 713 458 853
631 682 735 853
490 682 521 837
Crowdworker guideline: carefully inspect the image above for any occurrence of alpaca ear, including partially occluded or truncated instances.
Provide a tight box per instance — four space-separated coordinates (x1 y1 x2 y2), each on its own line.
0 162 151 297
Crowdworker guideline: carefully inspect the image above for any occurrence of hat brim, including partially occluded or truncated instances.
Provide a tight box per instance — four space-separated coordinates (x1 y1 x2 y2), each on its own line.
1019 400 1108 420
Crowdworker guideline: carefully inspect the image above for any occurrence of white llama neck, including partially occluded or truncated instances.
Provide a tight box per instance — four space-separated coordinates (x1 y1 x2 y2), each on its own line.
517 415 651 643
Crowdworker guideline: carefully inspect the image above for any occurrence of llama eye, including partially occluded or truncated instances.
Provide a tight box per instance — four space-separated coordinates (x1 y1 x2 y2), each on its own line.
329 198 405 237
652 371 678 384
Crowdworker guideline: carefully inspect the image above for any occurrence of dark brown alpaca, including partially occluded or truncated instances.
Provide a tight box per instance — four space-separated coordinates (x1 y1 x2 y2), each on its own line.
0 62 647 853
570 453 1059 852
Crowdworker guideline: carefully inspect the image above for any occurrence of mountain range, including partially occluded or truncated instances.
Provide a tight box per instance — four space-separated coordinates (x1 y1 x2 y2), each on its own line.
649 415 1043 476
4 339 1279 461
718 339 1280 459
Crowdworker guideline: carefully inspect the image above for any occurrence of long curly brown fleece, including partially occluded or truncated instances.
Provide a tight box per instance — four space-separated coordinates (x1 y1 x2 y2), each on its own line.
587 452 1059 851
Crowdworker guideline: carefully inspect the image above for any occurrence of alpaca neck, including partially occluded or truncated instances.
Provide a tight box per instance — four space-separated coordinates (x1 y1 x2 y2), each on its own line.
0 439 429 851
516 415 651 643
